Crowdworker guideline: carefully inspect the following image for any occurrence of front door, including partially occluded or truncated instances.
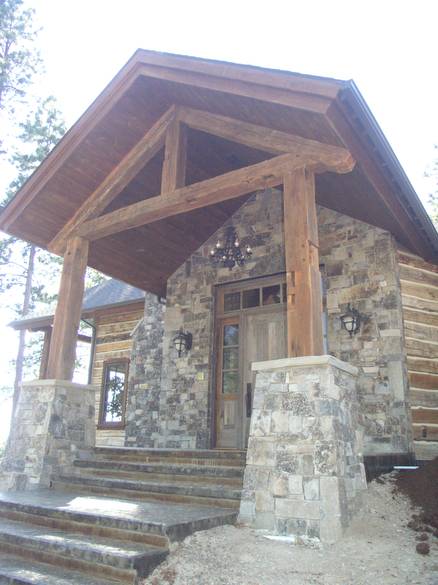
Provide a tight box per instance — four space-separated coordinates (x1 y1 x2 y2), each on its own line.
214 276 287 449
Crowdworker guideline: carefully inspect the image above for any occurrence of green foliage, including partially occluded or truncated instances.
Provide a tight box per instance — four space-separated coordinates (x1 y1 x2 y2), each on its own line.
0 98 66 305
5 96 66 201
0 0 41 109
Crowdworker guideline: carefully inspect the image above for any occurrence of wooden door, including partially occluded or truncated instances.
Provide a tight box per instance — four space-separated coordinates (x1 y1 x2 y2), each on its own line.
214 276 288 449
242 310 287 444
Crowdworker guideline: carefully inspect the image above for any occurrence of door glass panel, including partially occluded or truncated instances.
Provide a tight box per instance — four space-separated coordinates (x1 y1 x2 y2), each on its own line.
262 284 281 305
224 292 240 312
223 371 239 394
282 283 287 303
223 346 239 369
221 322 239 395
224 324 239 346
242 288 260 308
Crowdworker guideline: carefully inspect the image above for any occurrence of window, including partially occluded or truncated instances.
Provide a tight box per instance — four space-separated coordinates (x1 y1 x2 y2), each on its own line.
98 359 129 428
220 276 286 314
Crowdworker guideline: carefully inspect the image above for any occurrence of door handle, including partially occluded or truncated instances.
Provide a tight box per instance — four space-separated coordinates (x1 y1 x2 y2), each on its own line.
246 383 252 417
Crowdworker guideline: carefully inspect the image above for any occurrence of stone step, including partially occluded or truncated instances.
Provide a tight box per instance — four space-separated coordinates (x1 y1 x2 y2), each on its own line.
0 553 121 584
54 475 242 509
94 446 247 466
0 489 238 543
0 518 167 584
73 459 244 486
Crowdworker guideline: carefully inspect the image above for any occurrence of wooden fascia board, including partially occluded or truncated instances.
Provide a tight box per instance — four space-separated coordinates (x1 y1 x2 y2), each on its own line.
326 99 434 260
134 49 344 100
49 105 176 255
176 106 354 173
136 63 333 114
76 153 304 241
0 59 144 234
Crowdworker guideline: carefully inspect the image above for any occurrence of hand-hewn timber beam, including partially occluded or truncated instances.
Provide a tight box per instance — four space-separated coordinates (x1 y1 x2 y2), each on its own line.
283 168 324 357
161 118 187 193
46 237 89 380
76 153 310 241
39 326 52 380
49 106 177 255
176 106 355 174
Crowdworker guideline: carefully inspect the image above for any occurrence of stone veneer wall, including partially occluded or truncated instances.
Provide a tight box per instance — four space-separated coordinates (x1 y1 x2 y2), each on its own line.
1 380 95 491
318 206 411 455
239 356 366 543
124 292 165 447
154 190 285 449
124 189 411 455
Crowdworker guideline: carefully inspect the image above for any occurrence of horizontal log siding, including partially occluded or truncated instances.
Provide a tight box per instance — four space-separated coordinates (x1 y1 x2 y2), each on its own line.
92 304 144 447
399 250 438 460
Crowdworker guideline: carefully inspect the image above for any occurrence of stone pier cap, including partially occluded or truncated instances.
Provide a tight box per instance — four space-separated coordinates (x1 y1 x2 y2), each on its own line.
251 354 359 376
240 354 366 544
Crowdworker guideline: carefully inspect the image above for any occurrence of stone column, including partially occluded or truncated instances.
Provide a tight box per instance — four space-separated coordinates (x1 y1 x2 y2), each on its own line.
1 380 96 491
239 355 366 543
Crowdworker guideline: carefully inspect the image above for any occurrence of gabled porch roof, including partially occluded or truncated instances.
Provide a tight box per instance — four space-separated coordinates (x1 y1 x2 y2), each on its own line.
1 49 437 296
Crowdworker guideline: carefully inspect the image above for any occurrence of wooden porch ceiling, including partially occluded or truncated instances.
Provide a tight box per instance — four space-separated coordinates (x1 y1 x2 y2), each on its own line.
1 50 437 296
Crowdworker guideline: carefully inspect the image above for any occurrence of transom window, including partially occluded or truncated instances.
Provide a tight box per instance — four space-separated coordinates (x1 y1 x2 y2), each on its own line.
98 359 129 428
220 276 287 315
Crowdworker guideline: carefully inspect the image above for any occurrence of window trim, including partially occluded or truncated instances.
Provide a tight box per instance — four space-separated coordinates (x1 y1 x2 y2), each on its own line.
97 358 130 430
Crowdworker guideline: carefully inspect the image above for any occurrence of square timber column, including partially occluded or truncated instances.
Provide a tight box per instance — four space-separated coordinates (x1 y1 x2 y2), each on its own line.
283 168 324 357
46 236 89 380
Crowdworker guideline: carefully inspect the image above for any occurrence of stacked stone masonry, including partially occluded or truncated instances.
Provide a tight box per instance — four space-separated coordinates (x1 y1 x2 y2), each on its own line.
124 188 412 457
1 380 95 490
239 356 367 543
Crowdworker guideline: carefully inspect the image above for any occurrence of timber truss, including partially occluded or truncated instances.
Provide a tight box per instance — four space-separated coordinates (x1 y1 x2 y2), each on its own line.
46 105 355 380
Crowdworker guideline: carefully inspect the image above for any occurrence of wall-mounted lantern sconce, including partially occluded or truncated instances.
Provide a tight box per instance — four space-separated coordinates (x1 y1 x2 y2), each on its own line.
172 327 192 357
340 304 361 337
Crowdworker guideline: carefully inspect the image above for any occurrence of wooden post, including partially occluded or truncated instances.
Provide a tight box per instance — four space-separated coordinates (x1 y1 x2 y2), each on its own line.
161 118 187 194
39 327 52 379
46 237 89 380
283 168 324 357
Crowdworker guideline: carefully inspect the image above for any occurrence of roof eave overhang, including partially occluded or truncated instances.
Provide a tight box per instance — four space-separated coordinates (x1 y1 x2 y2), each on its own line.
339 81 438 260
1 49 437 263
9 298 145 331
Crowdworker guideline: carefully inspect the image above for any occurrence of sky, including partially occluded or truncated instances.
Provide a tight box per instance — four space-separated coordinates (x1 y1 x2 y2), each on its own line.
1 0 438 441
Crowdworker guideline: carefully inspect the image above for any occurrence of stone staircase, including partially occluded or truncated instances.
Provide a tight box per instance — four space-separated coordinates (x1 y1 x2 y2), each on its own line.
0 447 246 584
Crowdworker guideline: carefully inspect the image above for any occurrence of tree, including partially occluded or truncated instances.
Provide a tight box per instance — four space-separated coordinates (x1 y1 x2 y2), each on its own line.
1 97 66 415
0 0 42 154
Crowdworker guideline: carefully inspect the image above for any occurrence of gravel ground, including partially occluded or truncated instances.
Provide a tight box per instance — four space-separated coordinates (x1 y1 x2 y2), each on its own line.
143 475 438 585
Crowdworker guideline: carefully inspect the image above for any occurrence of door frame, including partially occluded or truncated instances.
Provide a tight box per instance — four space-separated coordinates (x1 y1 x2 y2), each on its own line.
212 273 287 448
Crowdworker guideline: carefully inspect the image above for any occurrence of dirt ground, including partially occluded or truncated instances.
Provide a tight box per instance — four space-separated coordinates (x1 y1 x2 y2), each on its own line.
143 473 438 585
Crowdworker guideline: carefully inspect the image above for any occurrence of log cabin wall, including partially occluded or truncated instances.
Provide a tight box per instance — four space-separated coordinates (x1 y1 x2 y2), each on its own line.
91 302 144 446
124 188 413 457
398 249 438 461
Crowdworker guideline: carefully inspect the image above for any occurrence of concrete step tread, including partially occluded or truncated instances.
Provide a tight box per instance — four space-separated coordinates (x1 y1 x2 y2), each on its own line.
75 459 245 477
0 517 164 566
0 553 121 585
0 489 238 540
58 474 242 499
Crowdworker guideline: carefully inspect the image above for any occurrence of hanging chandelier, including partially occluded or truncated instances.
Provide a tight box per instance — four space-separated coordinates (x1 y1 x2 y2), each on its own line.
210 226 252 270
